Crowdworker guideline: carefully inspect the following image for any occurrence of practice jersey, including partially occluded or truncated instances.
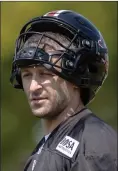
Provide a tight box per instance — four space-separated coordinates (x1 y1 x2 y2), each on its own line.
24 108 117 171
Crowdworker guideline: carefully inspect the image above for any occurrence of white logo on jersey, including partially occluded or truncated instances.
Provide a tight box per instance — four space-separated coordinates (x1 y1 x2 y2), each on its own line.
56 136 79 158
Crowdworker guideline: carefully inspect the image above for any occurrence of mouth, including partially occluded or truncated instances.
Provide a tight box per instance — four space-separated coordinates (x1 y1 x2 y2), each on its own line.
30 98 48 104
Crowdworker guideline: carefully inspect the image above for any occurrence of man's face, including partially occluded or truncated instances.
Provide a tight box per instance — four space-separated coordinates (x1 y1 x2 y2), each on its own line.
21 66 74 119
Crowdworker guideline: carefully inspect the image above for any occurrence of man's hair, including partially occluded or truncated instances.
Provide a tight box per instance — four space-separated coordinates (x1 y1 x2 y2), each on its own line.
23 32 90 105
24 32 77 50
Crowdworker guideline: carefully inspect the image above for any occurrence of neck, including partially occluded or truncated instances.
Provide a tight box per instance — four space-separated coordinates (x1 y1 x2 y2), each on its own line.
42 94 85 135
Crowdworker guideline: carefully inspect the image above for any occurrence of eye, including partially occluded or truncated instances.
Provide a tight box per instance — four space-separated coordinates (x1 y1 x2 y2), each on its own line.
22 72 32 78
43 72 55 76
39 71 55 76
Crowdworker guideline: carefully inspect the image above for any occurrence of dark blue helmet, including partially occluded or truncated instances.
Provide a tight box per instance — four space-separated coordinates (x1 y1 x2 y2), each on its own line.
10 10 109 105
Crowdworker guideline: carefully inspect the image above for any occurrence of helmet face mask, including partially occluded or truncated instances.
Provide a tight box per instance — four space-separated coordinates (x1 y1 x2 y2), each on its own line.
10 10 109 105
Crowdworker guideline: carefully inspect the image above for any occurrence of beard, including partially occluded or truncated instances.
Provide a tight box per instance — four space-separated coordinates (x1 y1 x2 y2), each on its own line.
29 93 69 119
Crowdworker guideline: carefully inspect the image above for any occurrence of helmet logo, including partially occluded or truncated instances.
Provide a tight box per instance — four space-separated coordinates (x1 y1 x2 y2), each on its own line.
98 31 107 49
98 39 105 48
44 10 67 17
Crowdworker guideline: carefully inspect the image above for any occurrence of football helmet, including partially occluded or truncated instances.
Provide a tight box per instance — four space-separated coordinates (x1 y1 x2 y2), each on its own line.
10 10 109 105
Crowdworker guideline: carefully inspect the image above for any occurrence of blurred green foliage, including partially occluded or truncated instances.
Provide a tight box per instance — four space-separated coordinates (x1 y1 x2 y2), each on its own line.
1 2 117 171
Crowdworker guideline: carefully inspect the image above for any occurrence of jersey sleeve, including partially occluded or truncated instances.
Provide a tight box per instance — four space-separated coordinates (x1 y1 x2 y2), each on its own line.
71 152 117 171
71 115 117 171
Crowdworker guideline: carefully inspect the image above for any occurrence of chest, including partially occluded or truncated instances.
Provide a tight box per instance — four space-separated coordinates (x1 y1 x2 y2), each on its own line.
24 135 81 171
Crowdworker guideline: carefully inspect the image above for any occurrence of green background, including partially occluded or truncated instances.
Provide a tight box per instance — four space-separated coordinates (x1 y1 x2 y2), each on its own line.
1 2 117 171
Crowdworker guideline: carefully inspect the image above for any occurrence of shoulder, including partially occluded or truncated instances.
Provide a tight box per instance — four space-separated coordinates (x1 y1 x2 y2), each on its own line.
83 113 117 141
80 113 117 157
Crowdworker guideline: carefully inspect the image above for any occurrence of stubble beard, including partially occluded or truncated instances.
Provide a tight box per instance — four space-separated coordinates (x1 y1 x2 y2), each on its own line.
30 95 69 119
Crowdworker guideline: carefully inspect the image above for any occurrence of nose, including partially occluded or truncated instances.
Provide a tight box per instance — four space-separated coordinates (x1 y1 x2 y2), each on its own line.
29 79 42 92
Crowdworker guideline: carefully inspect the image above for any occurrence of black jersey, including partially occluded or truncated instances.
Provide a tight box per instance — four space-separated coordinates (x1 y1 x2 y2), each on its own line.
24 108 117 171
